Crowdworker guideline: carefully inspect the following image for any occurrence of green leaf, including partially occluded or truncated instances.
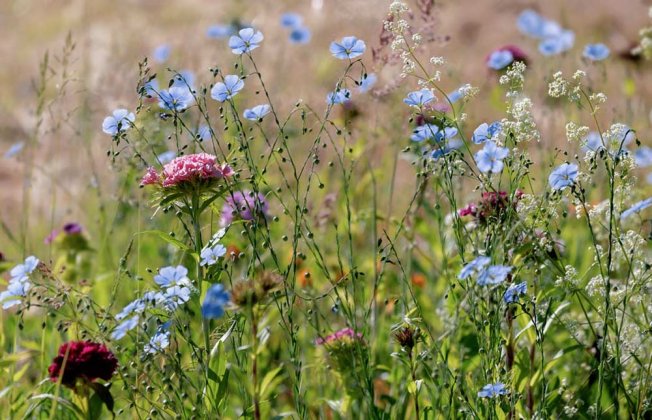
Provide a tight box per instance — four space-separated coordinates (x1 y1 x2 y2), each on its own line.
89 382 115 414
260 365 285 399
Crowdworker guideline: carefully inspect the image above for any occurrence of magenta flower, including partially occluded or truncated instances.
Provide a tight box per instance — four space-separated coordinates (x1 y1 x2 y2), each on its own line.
315 327 363 345
140 167 160 186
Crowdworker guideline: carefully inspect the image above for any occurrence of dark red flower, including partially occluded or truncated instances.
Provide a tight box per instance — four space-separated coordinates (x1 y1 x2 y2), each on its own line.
48 341 118 388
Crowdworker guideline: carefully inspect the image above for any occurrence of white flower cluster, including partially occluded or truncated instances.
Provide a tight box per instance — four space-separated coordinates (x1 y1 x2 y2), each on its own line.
565 122 589 143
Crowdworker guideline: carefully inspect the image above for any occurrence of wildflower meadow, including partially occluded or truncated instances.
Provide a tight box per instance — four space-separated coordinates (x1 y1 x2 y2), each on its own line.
3 1 652 418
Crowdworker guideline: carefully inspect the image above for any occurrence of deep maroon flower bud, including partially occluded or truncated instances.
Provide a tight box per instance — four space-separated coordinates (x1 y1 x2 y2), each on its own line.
48 341 118 389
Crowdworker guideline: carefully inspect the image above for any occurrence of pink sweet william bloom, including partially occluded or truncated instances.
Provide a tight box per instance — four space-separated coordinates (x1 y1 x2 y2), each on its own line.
216 163 235 178
161 153 223 187
140 167 160 186
315 327 363 345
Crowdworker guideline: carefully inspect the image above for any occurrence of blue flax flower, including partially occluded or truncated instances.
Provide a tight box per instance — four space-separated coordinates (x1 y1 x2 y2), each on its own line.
154 266 190 288
487 50 514 70
621 197 652 220
431 138 462 160
478 383 508 398
111 315 139 340
435 127 459 142
229 28 264 55
115 298 146 320
200 244 227 266
538 30 574 56
503 282 527 303
202 284 231 319
157 151 176 164
583 43 610 61
329 36 366 59
211 75 245 102
243 104 271 121
475 141 509 173
635 147 652 167
144 329 171 354
473 122 502 144
4 142 25 159
517 10 546 38
410 124 439 142
458 256 491 280
326 89 351 105
207 24 234 39
10 256 39 279
549 163 578 191
477 265 512 286
403 88 436 108
160 286 192 311
357 73 377 93
289 27 311 44
280 13 302 28
102 109 135 135
158 87 194 111
152 44 170 63
171 70 195 90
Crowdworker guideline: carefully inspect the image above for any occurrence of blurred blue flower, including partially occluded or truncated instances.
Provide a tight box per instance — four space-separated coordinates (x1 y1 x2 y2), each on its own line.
478 383 508 398
202 284 230 319
102 109 135 135
583 43 610 61
326 89 351 105
473 122 502 144
197 125 211 142
621 197 652 220
4 142 24 159
410 124 440 142
144 329 171 354
503 282 527 303
289 27 312 44
549 163 578 191
207 24 234 39
430 138 462 159
115 298 146 320
142 79 159 97
447 88 463 103
582 131 603 153
10 256 39 279
475 141 509 173
281 12 303 28
517 10 546 38
635 147 652 167
538 30 574 56
154 266 190 288
458 256 491 280
357 73 377 93
161 285 192 310
329 36 366 59
403 88 435 108
157 151 176 164
487 50 514 70
171 70 195 90
243 104 272 121
152 44 171 63
158 87 194 111
200 244 227 266
477 265 512 286
229 28 264 55
211 75 245 102
435 127 459 142
111 315 139 340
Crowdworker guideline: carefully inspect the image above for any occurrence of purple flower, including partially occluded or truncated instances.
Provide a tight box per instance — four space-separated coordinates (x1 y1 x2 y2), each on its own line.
221 191 270 226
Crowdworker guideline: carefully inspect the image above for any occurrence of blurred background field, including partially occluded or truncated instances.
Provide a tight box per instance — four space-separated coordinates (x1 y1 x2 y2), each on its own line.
1 1 652 418
1 0 651 244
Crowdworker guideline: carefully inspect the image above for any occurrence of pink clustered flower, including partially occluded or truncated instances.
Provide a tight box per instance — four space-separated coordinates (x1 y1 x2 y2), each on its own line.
140 153 233 187
315 327 363 345
459 190 523 224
